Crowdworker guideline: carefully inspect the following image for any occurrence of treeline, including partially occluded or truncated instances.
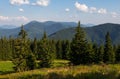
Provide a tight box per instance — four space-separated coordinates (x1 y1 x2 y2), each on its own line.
0 22 120 72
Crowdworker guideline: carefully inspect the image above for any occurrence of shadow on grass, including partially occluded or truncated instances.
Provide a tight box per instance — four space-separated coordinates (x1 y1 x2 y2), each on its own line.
18 71 120 79
0 71 15 75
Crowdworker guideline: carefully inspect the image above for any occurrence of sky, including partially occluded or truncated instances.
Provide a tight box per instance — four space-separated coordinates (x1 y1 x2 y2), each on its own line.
0 0 120 26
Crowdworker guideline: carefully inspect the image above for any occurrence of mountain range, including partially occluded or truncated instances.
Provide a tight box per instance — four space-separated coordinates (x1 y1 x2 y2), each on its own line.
0 21 120 45
0 21 78 38
49 23 120 45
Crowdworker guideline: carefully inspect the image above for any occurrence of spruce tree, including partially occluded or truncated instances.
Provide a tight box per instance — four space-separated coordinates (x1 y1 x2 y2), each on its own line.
12 25 36 72
69 21 87 65
38 32 53 68
104 32 115 63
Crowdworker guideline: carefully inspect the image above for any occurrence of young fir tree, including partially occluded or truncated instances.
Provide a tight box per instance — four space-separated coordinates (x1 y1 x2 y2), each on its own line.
69 21 87 65
104 32 115 63
12 25 36 72
38 32 53 68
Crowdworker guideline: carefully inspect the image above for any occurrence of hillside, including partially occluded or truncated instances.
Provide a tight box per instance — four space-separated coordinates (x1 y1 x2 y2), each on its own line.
0 22 120 45
0 21 77 39
49 23 120 45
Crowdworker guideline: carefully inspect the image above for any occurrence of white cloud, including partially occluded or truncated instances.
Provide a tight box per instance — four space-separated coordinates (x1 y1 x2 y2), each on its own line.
65 8 70 12
36 0 50 6
31 3 36 6
19 8 24 12
0 15 28 22
13 16 28 21
98 8 107 14
74 2 109 15
111 12 118 18
89 7 97 13
10 0 29 5
75 2 88 12
0 16 9 21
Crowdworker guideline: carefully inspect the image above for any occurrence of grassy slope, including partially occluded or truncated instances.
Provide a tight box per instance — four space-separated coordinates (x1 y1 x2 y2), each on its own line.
1 61 120 79
0 61 14 74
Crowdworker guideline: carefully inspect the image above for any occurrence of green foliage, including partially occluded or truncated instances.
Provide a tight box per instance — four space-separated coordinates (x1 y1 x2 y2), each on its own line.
49 40 56 59
86 42 94 64
1 63 120 79
104 32 115 63
64 40 71 60
26 53 37 70
0 37 13 60
30 38 38 59
12 25 36 72
12 39 28 72
56 40 62 59
115 45 120 62
69 21 87 65
38 32 53 68
98 45 104 62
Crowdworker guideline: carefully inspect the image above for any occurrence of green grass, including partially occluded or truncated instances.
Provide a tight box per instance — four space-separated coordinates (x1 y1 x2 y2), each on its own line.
1 60 120 79
0 60 69 75
53 60 70 67
0 61 14 74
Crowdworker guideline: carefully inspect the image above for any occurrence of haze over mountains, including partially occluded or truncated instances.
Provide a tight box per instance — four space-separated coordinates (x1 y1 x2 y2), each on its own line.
0 21 120 45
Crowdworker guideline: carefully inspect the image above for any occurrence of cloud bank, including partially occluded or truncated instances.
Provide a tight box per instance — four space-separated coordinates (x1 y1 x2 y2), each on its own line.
10 0 29 5
75 1 107 14
10 0 50 7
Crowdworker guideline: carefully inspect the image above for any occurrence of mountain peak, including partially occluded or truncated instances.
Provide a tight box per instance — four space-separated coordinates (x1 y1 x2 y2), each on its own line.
29 20 41 24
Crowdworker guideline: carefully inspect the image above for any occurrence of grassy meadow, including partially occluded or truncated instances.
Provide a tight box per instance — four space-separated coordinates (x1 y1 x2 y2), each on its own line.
1 60 120 79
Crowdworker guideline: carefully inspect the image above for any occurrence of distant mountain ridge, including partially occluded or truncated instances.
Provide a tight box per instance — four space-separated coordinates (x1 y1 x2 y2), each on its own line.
49 23 120 45
0 21 120 45
0 25 17 29
0 21 78 38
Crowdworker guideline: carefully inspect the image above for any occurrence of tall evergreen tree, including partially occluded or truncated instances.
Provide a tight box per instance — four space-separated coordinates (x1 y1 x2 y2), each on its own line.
38 32 53 68
104 32 115 63
69 21 87 65
12 25 36 72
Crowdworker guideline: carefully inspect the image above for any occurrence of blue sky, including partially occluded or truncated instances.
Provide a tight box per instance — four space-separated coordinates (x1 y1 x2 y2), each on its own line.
0 0 120 26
